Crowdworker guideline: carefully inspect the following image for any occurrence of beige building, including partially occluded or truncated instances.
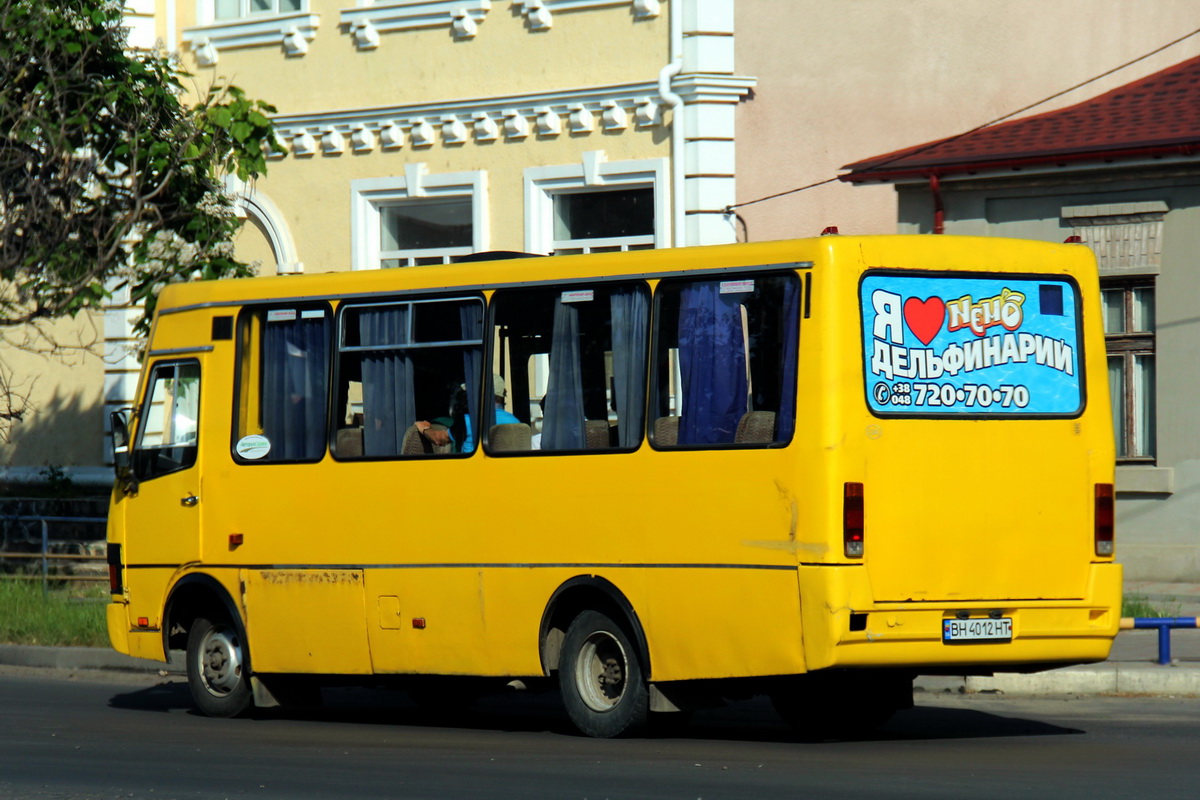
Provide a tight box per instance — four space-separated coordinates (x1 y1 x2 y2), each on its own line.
12 1 1200 585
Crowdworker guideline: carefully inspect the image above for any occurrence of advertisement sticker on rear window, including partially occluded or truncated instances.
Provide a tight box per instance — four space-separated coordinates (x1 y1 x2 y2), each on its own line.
860 273 1083 416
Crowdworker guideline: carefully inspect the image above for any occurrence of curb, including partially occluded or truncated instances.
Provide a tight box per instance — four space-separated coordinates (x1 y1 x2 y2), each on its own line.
2 645 1197 697
916 662 1200 697
0 644 183 675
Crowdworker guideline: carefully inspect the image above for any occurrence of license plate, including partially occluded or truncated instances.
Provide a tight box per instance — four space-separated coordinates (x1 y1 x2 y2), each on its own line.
942 617 1012 644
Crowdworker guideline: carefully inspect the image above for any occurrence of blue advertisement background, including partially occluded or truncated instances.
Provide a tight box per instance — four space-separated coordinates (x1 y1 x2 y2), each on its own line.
860 273 1083 416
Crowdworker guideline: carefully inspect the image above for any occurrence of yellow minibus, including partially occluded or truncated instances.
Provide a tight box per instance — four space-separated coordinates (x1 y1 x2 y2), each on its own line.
106 235 1120 738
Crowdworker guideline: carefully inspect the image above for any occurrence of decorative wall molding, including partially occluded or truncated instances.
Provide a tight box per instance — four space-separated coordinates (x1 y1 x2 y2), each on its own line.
513 0 660 31
225 176 305 275
271 81 673 156
340 0 491 48
672 74 758 105
182 13 321 67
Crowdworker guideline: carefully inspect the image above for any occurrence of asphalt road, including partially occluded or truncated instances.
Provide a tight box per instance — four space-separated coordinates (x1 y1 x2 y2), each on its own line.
1 667 1197 800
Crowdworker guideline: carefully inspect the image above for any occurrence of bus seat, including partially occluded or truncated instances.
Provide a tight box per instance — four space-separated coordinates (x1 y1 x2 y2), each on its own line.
336 427 363 458
489 423 531 452
585 420 610 449
401 424 453 456
735 410 777 444
653 416 679 446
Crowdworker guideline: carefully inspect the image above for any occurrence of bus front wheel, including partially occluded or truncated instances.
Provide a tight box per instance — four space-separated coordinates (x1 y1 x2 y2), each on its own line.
186 615 252 718
559 610 648 738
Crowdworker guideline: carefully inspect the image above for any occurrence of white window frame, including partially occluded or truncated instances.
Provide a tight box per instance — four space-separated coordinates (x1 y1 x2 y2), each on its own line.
351 169 488 270
206 0 306 23
524 156 669 255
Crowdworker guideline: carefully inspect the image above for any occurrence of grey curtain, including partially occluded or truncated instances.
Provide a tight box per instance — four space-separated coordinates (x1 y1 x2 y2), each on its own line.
262 314 329 461
540 298 586 450
610 286 648 448
359 305 415 457
459 302 483 452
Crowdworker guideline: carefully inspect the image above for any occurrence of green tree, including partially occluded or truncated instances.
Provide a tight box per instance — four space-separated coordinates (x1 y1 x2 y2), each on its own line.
0 0 279 433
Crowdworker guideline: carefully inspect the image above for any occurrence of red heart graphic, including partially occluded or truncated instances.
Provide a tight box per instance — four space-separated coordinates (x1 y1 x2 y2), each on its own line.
903 297 946 346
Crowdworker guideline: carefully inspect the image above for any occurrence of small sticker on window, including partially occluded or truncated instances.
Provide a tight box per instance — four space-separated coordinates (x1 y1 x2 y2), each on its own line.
301 309 326 319
561 290 595 303
267 309 297 323
236 435 271 460
720 280 754 294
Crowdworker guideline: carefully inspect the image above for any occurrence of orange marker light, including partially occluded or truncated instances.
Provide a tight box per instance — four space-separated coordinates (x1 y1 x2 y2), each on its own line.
412 618 427 629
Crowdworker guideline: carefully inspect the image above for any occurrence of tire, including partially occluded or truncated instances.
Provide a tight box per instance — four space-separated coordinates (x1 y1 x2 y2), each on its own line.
186 615 252 718
769 671 907 740
559 610 648 738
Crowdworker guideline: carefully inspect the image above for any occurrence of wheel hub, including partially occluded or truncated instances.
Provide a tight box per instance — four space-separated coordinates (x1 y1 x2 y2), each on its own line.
575 631 628 712
199 626 242 696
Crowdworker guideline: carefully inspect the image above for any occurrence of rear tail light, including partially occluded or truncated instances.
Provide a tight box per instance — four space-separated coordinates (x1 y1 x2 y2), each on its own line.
107 542 123 594
844 482 864 558
1094 483 1114 556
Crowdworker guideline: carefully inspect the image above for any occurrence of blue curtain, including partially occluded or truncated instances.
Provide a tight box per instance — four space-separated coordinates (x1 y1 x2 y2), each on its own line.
541 298 586 450
678 283 747 445
359 306 415 457
610 286 648 448
777 278 800 441
262 314 329 460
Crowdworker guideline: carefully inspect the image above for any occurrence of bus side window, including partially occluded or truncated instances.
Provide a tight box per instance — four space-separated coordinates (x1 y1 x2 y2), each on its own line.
489 282 649 453
133 361 200 481
233 305 332 463
333 296 484 459
651 273 800 448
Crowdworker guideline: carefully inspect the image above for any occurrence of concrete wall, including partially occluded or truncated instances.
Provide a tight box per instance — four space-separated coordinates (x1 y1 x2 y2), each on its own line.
734 0 1200 240
0 315 106 478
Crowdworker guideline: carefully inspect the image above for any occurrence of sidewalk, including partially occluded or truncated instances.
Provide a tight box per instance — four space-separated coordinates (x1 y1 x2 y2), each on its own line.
920 580 1200 697
3 583 1198 697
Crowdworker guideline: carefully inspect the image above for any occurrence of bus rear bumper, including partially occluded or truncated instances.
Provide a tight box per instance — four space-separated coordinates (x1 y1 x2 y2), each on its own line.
106 602 131 656
800 562 1123 673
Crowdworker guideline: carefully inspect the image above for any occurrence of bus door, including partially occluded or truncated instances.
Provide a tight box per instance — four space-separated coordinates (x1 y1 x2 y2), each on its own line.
124 359 204 601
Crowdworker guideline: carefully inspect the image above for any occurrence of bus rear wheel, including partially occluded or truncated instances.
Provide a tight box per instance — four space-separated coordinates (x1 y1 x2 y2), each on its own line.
559 610 648 738
186 615 252 718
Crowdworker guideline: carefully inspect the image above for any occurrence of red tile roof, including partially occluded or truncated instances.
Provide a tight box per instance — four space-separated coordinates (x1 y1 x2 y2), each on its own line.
841 53 1200 182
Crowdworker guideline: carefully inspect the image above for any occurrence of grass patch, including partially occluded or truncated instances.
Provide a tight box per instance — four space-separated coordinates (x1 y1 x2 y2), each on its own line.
1122 593 1181 619
0 579 108 647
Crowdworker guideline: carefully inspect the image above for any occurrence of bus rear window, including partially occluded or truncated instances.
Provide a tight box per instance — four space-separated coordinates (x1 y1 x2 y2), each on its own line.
860 272 1083 417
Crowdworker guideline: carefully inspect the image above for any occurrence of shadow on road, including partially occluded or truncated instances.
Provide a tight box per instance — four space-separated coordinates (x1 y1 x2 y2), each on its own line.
107 679 1084 744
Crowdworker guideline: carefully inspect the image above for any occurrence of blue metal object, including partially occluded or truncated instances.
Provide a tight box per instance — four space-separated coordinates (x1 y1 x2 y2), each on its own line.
1129 617 1200 665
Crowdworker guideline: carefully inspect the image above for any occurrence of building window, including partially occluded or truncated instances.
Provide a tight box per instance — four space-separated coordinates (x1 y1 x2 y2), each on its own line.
552 188 655 254
215 0 303 20
379 198 473 268
1102 279 1155 461
351 170 487 269
525 157 669 254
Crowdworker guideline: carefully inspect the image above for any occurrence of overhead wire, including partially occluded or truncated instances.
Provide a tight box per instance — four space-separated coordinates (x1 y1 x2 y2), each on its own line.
723 25 1200 215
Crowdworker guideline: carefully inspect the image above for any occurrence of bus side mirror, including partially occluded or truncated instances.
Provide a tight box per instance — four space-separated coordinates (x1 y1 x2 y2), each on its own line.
110 409 136 492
